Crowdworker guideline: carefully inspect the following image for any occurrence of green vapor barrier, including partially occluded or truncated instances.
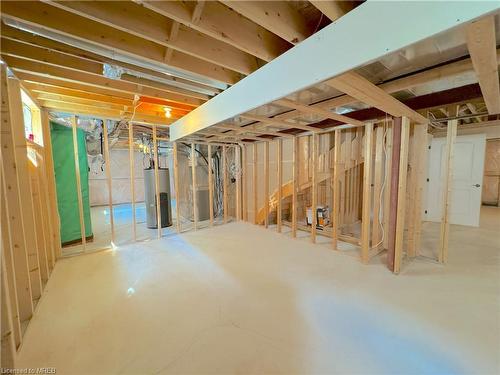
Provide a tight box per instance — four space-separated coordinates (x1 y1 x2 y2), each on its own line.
50 121 93 245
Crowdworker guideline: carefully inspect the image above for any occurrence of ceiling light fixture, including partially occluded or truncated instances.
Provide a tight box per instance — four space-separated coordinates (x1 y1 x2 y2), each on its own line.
164 107 172 118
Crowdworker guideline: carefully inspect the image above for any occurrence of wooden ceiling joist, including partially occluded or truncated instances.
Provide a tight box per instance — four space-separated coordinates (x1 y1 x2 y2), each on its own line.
1 23 221 97
37 93 127 110
466 15 500 114
240 114 321 133
326 71 428 123
2 55 203 108
40 101 172 126
139 0 292 62
170 2 497 140
0 38 210 102
46 0 263 76
309 1 356 22
275 98 364 126
269 50 500 124
214 123 293 138
199 129 265 142
22 82 134 107
221 1 312 44
1 1 241 85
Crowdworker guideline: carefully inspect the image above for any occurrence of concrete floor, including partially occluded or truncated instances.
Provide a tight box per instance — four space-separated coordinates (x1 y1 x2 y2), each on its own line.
16 207 500 374
63 201 186 256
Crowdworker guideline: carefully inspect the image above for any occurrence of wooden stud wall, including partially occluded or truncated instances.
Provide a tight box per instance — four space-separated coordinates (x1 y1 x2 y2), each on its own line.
1 68 61 366
240 114 432 274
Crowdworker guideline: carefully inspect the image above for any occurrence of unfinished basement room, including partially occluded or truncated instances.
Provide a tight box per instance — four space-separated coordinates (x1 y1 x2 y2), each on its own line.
1 1 499 374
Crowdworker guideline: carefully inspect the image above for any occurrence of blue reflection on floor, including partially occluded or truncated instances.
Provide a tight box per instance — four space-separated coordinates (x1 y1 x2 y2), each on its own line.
303 291 467 374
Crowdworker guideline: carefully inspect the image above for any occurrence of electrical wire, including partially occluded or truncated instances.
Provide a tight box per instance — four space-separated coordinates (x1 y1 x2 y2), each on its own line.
371 114 389 249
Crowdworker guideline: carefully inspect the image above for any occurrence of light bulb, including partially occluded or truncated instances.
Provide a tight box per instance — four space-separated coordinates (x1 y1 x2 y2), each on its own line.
164 107 172 118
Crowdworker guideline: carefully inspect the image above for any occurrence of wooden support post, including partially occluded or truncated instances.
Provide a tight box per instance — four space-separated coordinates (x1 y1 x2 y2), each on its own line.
387 118 402 271
383 123 393 250
413 124 428 256
8 79 42 300
1 166 24 349
339 139 346 227
207 144 214 226
407 125 418 257
223 145 228 224
345 134 352 228
30 166 49 285
1 66 34 321
35 146 55 271
235 146 241 221
242 145 247 222
192 143 198 229
361 123 373 263
277 139 282 232
40 109 61 260
264 142 269 228
102 120 115 244
128 122 136 241
372 125 384 247
439 119 458 263
152 125 162 238
292 136 298 237
173 142 181 232
332 129 341 249
394 117 410 273
354 127 363 221
311 134 318 243
253 143 257 224
1 251 17 365
71 115 86 251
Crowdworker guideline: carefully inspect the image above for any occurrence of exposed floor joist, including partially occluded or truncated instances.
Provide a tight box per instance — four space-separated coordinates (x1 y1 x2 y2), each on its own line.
466 15 500 114
170 2 498 140
46 0 263 76
309 1 356 22
325 72 428 124
221 1 313 44
1 23 221 97
139 0 292 62
2 55 202 108
1 37 210 101
1 1 240 85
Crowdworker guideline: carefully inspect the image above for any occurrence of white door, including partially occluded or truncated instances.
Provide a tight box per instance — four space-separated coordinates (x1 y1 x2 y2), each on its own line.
425 133 486 227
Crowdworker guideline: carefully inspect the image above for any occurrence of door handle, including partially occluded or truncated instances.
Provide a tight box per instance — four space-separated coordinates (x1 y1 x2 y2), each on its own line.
473 184 481 187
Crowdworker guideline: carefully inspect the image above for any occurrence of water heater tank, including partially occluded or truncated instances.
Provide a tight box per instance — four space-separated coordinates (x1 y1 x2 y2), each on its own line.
144 168 172 228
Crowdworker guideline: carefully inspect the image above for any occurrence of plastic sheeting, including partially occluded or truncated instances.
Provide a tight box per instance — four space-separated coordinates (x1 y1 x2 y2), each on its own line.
50 121 93 245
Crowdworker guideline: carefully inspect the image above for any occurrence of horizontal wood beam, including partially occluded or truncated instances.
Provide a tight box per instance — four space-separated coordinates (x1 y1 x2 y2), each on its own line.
309 1 355 22
466 15 500 114
240 114 321 132
0 23 221 97
312 83 486 129
47 0 262 76
23 82 134 107
275 98 364 126
2 55 202 108
269 50 500 124
326 72 428 123
214 123 293 138
170 2 498 140
1 1 241 85
1 38 209 101
221 1 311 44
39 101 172 126
139 0 291 62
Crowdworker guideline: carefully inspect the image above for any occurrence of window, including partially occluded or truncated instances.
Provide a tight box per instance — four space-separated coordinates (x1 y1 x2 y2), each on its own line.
21 89 43 146
23 102 34 141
